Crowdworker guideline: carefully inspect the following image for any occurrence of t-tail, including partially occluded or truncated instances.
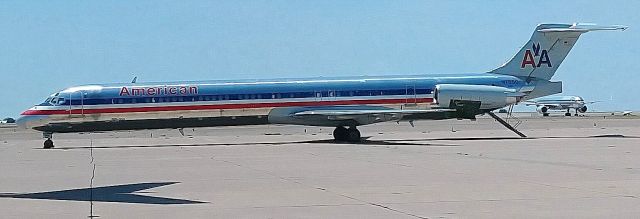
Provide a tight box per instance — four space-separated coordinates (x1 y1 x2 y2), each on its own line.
490 23 627 81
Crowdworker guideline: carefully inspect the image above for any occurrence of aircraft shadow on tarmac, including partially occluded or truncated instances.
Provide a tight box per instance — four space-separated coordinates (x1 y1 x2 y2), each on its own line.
395 134 638 141
47 137 460 150
0 182 206 205
38 134 637 150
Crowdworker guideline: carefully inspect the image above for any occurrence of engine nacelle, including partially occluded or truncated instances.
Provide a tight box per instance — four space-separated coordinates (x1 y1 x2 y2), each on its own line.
577 105 587 113
537 106 548 114
434 84 520 110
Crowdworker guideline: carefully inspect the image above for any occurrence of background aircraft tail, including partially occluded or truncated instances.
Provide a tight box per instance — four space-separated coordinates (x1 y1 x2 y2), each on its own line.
490 23 626 81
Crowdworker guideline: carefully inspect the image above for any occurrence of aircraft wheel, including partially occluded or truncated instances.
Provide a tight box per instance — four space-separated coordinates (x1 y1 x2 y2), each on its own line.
346 127 361 143
565 112 571 117
333 127 348 141
543 113 549 117
43 139 54 149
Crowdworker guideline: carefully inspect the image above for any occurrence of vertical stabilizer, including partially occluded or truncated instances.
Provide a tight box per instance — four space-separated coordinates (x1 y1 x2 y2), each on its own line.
490 23 626 81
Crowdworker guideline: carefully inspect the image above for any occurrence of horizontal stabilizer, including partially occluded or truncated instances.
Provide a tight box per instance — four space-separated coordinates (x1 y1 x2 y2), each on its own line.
537 23 628 32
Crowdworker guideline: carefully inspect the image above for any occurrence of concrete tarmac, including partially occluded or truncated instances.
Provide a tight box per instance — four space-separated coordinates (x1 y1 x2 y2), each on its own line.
0 113 639 218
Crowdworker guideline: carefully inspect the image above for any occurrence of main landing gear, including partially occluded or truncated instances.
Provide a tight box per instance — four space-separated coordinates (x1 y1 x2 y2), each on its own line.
333 126 361 143
565 109 580 117
43 132 54 149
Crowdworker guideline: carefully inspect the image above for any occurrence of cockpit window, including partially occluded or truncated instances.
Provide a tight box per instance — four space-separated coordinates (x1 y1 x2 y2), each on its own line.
48 97 67 105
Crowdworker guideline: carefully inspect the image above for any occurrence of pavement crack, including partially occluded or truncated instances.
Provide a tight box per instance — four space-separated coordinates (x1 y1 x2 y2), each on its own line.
214 158 428 219
324 190 429 219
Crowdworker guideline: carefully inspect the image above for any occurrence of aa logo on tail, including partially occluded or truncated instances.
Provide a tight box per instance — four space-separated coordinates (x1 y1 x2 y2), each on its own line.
520 43 552 68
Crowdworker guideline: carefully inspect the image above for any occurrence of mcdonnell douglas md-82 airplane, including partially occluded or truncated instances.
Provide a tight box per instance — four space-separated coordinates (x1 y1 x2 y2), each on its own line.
17 23 626 148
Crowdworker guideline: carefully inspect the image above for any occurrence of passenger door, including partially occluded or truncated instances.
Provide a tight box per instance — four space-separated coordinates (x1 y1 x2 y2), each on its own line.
67 91 86 118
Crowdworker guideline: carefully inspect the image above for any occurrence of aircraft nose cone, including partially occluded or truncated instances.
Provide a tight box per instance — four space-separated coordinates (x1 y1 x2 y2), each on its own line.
16 115 48 130
16 116 29 129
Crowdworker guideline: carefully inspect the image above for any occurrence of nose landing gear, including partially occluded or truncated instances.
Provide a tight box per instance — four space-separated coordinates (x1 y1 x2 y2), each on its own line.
43 132 54 149
44 138 54 149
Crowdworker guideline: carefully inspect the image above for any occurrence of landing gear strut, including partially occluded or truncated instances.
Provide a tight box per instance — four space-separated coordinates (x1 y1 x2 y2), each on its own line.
333 126 361 143
565 109 571 117
43 132 54 149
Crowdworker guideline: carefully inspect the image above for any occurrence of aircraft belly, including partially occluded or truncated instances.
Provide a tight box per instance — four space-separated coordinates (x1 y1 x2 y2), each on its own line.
34 116 270 133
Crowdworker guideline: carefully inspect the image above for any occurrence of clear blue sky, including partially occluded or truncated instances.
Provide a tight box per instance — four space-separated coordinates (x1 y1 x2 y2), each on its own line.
1 1 638 117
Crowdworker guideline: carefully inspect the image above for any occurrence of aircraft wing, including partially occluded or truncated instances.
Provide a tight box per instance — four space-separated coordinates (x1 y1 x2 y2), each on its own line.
526 102 562 108
269 101 482 127
542 104 571 110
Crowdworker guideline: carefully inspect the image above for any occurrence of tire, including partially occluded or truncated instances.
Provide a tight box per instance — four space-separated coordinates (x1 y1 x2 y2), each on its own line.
543 113 549 117
346 128 361 143
333 127 348 141
44 139 54 149
565 112 571 117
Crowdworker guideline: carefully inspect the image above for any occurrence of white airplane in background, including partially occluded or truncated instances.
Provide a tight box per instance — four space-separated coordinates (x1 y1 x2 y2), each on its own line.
525 95 599 116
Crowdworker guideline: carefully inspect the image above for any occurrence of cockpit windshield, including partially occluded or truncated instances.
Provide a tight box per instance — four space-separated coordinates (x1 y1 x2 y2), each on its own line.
43 92 68 105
